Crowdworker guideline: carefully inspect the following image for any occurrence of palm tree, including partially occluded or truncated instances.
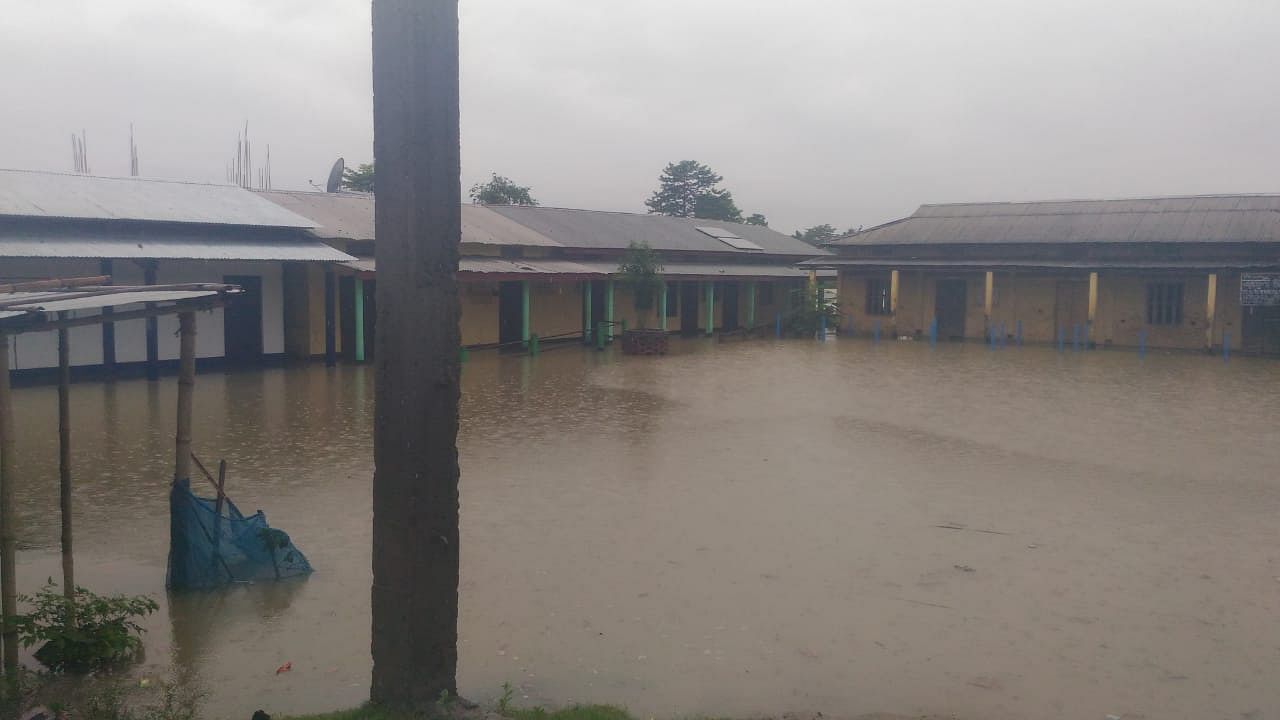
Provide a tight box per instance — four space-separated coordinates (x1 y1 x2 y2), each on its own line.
370 0 462 709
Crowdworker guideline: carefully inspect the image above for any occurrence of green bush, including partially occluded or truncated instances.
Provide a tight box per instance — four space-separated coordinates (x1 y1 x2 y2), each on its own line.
12 582 158 672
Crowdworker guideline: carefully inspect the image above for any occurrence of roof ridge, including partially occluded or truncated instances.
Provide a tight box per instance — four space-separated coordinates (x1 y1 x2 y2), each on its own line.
0 168 241 189
921 192 1280 209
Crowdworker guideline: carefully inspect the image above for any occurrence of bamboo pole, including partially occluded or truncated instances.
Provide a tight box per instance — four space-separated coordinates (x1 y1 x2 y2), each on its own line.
58 316 75 619
173 312 195 483
0 333 17 675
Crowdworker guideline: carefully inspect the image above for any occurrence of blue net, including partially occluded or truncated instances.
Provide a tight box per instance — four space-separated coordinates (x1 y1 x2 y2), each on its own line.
166 478 313 591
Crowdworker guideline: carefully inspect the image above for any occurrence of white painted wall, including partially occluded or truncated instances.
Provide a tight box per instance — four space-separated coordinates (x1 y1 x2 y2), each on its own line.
5 258 286 370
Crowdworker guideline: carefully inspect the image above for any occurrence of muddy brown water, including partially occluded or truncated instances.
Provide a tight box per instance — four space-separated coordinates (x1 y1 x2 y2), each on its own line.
6 338 1280 720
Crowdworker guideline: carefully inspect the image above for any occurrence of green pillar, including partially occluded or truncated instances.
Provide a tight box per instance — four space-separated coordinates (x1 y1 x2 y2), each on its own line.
746 281 757 329
354 277 366 362
521 280 531 347
605 279 615 340
582 280 592 343
704 281 715 336
659 281 668 331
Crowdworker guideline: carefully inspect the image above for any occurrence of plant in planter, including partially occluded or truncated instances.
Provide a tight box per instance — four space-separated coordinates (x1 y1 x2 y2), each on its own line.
616 241 669 355
13 582 159 672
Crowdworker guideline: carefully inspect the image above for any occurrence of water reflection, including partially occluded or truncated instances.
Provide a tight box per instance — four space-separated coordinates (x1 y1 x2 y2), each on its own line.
7 339 1280 720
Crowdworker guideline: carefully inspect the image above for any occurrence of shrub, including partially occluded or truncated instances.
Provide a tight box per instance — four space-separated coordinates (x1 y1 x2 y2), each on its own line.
13 582 159 672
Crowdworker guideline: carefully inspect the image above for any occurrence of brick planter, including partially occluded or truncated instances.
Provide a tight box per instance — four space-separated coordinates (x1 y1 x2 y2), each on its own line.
621 329 669 355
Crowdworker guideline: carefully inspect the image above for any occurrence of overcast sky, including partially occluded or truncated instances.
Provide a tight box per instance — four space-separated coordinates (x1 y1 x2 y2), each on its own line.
4 1 1280 233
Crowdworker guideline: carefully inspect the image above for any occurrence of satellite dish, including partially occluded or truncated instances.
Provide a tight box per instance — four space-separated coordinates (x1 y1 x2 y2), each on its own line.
325 157 345 193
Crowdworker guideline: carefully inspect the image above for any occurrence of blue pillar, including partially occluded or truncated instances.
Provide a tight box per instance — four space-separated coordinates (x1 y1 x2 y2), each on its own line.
873 319 881 343
605 279 615 340
582 280 592 344
775 312 782 338
929 317 937 348
659 281 668 331
1224 332 1231 362
704 282 715 336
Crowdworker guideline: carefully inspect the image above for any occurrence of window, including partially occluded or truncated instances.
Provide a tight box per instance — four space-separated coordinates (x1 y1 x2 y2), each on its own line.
758 282 774 305
866 277 891 316
665 283 679 317
1146 282 1184 325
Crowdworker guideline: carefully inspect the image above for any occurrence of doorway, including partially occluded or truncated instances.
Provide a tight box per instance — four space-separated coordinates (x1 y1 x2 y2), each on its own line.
680 282 700 336
934 279 967 340
721 282 739 331
1242 305 1280 354
223 275 263 363
1055 280 1089 337
498 281 524 349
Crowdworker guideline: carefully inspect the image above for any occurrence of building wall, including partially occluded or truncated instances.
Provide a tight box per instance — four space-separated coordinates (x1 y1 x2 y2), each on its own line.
836 268 1244 350
5 257 287 371
460 281 499 346
528 279 586 341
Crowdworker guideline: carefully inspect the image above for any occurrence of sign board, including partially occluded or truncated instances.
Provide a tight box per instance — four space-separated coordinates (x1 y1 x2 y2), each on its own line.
1240 273 1280 307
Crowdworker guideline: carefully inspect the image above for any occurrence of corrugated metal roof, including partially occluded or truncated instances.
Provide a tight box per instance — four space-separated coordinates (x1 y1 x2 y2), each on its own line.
0 284 236 323
252 191 822 256
0 234 354 262
801 257 1280 270
342 257 825 279
832 194 1280 247
487 205 826 256
0 170 315 227
253 191 563 246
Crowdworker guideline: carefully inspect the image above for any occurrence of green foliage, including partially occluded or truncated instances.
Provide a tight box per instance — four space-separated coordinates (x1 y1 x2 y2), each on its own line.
792 224 841 246
744 213 768 226
783 283 840 337
497 682 515 714
470 174 538 206
341 163 376 192
13 582 158 672
501 705 635 720
617 241 664 328
645 160 723 218
692 190 742 223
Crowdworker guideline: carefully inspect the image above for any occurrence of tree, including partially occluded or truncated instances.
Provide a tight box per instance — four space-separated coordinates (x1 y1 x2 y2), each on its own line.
470 174 538 205
792 224 840 246
645 160 727 218
692 189 743 223
745 213 768 227
617 241 664 329
342 162 376 192
371 0 462 710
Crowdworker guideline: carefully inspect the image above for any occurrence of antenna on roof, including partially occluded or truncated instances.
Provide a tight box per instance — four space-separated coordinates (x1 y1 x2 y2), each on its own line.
129 123 140 177
224 122 274 189
70 130 89 174
325 157 345 193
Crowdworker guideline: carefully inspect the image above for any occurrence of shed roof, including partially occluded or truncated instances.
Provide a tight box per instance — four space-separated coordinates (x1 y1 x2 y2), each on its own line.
341 257 826 280
0 226 354 262
0 170 315 228
0 282 240 329
831 194 1280 247
252 191 822 256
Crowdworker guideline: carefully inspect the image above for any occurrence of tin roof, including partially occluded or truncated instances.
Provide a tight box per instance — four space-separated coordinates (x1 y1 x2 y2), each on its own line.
0 230 354 262
0 170 315 228
341 257 826 279
831 194 1280 247
0 283 239 326
252 191 821 256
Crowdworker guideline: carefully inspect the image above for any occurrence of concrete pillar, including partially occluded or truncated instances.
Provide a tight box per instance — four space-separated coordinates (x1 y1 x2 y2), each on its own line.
605 279 615 340
521 280 531 347
746 281 757 329
0 332 17 674
324 269 337 366
144 264 159 380
582 280 592 343
889 269 900 334
983 270 994 336
659 281 668 331
1087 271 1099 346
705 281 715 336
354 277 366 362
1205 272 1218 351
100 259 116 374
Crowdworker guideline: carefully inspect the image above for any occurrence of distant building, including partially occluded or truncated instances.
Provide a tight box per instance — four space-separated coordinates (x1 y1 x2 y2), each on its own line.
255 190 827 360
805 195 1280 354
0 170 353 374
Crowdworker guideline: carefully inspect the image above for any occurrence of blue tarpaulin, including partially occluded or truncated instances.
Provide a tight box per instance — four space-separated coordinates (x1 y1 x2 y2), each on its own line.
166 479 313 591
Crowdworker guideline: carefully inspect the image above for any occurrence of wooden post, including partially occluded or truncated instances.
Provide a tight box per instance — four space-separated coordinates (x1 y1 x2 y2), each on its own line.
100 259 116 375
58 316 76 614
173 312 196 483
354 277 366 362
371 0 463 706
0 332 17 675
1205 272 1218 351
1087 271 1099 347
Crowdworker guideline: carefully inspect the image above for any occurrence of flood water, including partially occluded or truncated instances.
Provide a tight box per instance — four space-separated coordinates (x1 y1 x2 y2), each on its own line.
7 338 1280 720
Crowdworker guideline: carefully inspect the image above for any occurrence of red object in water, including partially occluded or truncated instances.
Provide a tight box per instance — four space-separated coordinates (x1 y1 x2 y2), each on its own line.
276 662 293 675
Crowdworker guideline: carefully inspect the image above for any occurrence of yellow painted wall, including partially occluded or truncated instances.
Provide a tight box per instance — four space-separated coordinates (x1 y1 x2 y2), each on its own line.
460 281 499 346
528 280 585 340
